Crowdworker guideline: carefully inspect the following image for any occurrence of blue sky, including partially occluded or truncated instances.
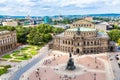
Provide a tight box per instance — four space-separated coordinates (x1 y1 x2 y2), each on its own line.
0 0 120 16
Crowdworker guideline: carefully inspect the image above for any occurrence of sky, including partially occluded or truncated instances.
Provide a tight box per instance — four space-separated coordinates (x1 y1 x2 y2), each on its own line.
0 0 120 16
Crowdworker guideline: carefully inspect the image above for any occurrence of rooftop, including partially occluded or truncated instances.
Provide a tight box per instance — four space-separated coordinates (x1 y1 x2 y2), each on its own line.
97 31 109 38
66 27 96 32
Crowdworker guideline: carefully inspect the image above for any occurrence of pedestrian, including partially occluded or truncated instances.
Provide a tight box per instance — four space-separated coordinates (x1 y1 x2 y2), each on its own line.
22 75 24 78
44 70 46 72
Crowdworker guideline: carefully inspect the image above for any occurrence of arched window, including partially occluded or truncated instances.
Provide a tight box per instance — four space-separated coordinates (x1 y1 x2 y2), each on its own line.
68 47 70 52
87 42 89 45
68 41 70 45
94 41 96 45
65 41 67 44
90 24 91 26
91 50 93 53
91 41 93 45
71 41 73 45
63 40 64 44
77 43 79 46
84 41 86 45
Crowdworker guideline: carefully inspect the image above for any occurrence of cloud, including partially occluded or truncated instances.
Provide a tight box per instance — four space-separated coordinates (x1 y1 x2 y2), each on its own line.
0 0 120 16
0 0 6 3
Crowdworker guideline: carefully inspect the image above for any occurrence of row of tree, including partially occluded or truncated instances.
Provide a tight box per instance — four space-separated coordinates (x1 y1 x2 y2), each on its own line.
93 17 111 22
53 18 71 25
0 24 64 45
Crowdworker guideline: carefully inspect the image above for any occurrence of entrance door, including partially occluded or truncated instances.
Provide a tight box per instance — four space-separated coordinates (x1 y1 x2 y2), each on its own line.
76 48 80 53
110 47 113 52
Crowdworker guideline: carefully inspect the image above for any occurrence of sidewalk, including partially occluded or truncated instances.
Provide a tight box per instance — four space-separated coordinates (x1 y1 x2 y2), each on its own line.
109 52 120 80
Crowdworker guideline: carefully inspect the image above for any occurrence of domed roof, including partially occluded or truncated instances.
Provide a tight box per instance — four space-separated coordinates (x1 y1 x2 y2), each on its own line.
66 27 96 32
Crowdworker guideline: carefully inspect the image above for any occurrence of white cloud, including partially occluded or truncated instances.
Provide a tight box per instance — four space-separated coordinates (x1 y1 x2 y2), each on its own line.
0 0 6 3
0 7 12 11
0 0 120 16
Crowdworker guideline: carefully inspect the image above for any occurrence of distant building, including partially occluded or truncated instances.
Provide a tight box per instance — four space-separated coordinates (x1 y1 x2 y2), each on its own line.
84 17 93 22
70 20 95 28
44 16 52 24
52 15 64 21
2 21 18 27
53 24 70 29
0 31 17 55
95 22 113 31
25 15 31 20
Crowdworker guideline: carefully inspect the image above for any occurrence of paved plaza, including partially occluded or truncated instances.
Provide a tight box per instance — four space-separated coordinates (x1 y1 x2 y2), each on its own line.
27 51 114 80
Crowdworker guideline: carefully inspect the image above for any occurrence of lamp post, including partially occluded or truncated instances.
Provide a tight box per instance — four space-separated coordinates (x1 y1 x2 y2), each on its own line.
94 73 96 80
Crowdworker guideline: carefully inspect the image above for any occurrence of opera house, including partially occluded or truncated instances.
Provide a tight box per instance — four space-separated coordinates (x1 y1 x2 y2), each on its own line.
51 19 115 54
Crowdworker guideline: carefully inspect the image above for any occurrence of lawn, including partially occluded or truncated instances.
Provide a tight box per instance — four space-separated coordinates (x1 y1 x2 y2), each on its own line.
1 45 42 62
2 54 12 58
0 65 11 76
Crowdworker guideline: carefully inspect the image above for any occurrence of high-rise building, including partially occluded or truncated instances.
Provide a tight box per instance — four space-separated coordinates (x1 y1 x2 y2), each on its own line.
44 16 52 24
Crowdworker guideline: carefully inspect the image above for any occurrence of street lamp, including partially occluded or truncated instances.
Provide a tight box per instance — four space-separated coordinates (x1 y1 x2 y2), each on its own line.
94 73 96 80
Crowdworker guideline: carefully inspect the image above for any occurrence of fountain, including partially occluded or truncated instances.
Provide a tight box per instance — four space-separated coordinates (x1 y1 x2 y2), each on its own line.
66 53 76 70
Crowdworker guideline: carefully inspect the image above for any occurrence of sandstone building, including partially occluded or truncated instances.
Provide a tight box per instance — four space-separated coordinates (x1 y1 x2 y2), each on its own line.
2 21 18 27
70 20 95 29
0 31 17 55
50 20 115 54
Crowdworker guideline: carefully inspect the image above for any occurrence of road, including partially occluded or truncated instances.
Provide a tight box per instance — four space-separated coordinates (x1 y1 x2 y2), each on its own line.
108 52 120 80
9 45 50 80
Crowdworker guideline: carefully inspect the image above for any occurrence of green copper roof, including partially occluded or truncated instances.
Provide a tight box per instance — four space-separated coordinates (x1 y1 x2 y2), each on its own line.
66 27 96 32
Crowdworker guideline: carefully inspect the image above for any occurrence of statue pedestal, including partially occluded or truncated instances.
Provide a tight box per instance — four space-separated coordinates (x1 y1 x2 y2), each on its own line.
66 58 76 70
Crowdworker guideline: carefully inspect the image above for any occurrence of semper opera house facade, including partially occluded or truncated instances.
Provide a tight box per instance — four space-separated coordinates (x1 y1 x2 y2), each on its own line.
50 19 115 55
0 31 17 55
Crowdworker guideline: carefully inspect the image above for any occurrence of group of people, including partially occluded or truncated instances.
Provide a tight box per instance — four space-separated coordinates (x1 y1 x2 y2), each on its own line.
59 75 76 80
43 59 52 65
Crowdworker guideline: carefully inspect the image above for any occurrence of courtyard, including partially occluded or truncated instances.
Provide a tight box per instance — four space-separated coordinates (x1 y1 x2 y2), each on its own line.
27 51 114 80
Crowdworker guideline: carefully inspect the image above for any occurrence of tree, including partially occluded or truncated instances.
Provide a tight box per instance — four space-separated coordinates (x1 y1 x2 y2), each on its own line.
0 26 16 31
108 29 120 42
16 26 31 44
27 28 43 45
113 24 120 29
118 38 120 46
27 24 55 45
63 18 71 24
53 27 64 34
0 23 64 45
37 24 53 33
43 33 52 42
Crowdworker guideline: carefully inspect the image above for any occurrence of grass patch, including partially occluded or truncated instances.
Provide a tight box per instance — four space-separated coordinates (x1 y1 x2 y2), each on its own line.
2 54 12 58
0 65 11 76
10 60 21 62
30 51 37 55
1 45 43 62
